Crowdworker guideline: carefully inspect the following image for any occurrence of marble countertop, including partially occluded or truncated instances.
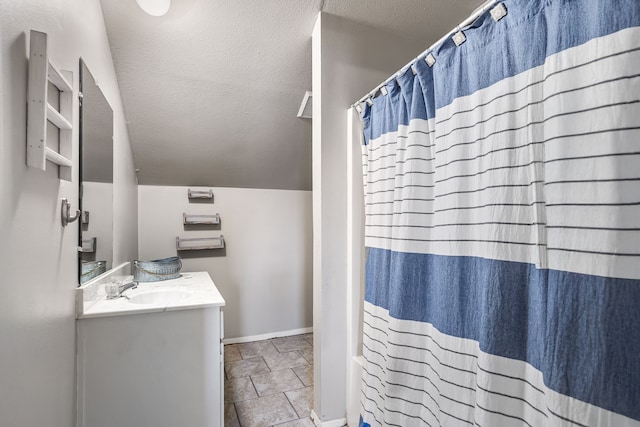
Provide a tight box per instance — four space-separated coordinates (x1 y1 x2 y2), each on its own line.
78 271 225 319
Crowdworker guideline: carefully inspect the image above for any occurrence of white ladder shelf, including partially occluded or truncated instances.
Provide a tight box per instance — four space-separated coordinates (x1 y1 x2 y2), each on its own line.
27 30 74 180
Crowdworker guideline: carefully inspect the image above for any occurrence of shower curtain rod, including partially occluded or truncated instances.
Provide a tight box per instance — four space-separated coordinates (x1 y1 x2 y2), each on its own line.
352 0 498 108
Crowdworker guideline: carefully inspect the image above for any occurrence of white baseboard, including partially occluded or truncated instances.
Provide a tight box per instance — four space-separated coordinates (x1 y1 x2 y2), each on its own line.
310 409 347 427
223 326 313 345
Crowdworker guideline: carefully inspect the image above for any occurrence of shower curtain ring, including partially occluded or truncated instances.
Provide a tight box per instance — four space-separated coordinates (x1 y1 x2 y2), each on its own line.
452 26 467 46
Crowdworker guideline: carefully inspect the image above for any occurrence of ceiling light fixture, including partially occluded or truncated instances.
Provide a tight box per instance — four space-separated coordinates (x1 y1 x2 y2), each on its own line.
136 0 171 16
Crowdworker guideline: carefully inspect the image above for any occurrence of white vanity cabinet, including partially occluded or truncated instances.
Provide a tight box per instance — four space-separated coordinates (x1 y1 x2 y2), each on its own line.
77 272 225 427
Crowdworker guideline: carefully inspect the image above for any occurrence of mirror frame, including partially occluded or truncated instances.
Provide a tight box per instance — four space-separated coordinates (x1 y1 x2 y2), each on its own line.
78 58 115 285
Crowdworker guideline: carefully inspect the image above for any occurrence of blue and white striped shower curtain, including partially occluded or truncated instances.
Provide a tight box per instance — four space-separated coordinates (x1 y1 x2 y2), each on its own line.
358 0 640 426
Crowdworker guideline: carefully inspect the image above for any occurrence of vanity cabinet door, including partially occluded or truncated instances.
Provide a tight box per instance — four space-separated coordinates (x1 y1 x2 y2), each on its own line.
77 308 223 427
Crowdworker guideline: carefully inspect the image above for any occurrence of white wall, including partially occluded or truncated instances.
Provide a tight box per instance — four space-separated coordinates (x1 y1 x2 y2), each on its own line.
312 13 426 425
138 185 312 339
0 1 138 426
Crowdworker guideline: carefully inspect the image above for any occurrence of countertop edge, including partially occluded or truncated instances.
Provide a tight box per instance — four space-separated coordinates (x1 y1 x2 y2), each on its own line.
78 301 225 320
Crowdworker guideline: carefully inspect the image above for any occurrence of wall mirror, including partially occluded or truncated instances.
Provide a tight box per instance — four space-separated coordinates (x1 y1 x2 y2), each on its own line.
79 59 114 284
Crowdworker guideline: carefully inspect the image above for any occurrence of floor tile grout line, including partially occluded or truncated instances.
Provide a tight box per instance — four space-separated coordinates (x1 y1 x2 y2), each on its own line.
283 390 303 421
226 356 271 381
248 368 307 400
233 402 242 427
248 373 261 399
291 365 309 387
300 353 313 365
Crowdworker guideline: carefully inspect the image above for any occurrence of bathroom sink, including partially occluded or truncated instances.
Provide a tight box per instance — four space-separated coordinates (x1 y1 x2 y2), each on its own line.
128 289 192 305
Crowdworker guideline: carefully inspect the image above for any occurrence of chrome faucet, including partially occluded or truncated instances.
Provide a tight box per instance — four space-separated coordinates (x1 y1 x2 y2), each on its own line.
105 280 138 300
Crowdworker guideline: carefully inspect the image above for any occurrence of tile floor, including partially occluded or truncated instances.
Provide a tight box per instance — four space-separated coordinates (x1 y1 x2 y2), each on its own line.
224 334 315 427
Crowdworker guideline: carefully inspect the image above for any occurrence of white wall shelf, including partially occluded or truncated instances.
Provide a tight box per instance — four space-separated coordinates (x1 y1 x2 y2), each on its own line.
188 189 213 200
81 237 97 253
176 236 225 251
183 213 220 225
27 30 74 180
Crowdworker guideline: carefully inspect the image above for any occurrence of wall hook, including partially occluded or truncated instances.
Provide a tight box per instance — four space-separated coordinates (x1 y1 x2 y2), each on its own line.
61 198 81 227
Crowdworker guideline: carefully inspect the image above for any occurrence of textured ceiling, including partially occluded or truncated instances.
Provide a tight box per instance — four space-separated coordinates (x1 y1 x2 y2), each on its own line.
100 0 484 190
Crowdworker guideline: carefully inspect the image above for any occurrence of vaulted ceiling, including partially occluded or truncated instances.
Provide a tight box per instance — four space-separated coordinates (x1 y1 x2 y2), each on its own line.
100 0 483 190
